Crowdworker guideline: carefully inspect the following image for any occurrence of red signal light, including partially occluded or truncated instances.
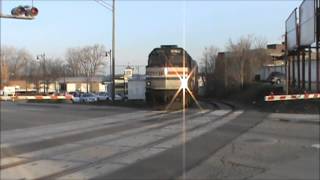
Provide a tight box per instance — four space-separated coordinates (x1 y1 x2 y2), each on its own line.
25 7 39 17
30 7 39 16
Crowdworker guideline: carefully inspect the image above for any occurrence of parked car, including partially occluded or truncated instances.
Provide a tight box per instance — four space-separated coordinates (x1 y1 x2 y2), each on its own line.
69 91 82 97
79 93 98 103
70 92 81 103
96 92 109 101
267 72 286 85
92 92 125 102
105 94 123 101
119 94 128 101
70 92 97 103
115 94 124 101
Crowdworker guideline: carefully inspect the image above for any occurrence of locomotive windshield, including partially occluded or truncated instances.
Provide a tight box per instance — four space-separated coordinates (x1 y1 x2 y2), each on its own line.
148 47 192 67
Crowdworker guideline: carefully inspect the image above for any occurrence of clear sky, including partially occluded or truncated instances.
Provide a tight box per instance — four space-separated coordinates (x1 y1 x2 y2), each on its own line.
1 0 301 65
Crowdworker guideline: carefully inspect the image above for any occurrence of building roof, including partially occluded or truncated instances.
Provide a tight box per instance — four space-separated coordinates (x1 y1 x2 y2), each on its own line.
102 74 125 82
129 74 146 81
57 76 105 83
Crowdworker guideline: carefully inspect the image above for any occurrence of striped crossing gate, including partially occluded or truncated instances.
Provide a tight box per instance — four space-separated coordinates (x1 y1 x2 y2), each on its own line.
0 95 73 101
265 93 320 101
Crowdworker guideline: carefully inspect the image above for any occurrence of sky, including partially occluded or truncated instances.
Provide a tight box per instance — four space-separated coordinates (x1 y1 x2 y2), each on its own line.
1 0 302 66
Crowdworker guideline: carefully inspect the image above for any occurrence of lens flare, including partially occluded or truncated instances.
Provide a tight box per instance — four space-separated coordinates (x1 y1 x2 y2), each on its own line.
180 76 189 90
164 65 203 112
163 54 203 180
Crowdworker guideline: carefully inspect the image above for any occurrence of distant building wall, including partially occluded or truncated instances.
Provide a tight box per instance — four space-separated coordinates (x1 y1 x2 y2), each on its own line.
291 60 318 91
259 65 285 80
128 80 145 100
292 60 317 82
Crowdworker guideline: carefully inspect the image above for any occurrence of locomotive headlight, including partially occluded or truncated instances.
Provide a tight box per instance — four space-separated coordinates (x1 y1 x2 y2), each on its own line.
164 68 168 76
146 81 151 86
180 76 188 90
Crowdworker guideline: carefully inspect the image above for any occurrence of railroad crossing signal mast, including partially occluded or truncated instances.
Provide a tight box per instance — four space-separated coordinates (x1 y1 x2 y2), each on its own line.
0 5 38 20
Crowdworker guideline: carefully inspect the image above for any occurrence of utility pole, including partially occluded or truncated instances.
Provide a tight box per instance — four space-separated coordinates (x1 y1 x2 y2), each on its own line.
111 0 115 102
317 0 320 92
94 0 116 102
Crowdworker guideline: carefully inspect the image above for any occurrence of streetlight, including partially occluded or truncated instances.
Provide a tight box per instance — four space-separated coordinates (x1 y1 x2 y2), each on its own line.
36 53 46 94
106 50 112 94
95 0 116 102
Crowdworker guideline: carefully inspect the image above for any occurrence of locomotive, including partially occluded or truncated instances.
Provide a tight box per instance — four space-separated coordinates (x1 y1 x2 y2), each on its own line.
145 45 198 107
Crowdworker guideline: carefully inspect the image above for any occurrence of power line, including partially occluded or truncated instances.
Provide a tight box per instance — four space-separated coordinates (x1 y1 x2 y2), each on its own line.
94 0 112 11
98 0 113 9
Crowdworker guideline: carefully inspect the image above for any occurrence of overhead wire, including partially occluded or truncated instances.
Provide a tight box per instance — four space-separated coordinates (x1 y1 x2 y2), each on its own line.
94 0 112 11
98 0 112 9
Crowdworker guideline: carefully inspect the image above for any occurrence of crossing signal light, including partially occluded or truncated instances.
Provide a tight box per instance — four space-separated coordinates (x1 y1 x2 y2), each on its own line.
11 6 25 16
11 6 38 17
27 7 39 16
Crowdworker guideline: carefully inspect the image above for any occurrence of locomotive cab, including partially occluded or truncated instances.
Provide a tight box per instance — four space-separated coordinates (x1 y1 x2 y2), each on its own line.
145 45 198 107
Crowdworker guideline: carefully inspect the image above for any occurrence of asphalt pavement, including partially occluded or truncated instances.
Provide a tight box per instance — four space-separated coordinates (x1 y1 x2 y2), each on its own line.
0 101 319 180
0 102 137 131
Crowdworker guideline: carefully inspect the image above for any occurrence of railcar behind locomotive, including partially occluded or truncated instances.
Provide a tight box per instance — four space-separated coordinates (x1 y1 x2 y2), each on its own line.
145 45 198 106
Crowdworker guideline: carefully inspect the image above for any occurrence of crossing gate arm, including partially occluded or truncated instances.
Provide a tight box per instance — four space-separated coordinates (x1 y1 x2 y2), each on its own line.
265 93 320 102
0 95 73 101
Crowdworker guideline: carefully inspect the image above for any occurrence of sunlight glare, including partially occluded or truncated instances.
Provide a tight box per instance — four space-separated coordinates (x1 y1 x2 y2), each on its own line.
180 76 189 90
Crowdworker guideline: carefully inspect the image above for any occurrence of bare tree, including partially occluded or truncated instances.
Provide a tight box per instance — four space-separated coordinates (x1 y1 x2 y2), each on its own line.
66 48 82 77
1 46 32 80
201 46 219 74
23 57 66 93
66 44 106 92
46 58 65 92
0 61 9 88
225 35 269 89
80 44 106 92
25 60 41 93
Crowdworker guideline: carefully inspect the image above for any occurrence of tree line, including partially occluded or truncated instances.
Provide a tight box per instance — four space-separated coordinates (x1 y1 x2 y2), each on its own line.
0 44 107 91
200 35 271 96
1 35 272 94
